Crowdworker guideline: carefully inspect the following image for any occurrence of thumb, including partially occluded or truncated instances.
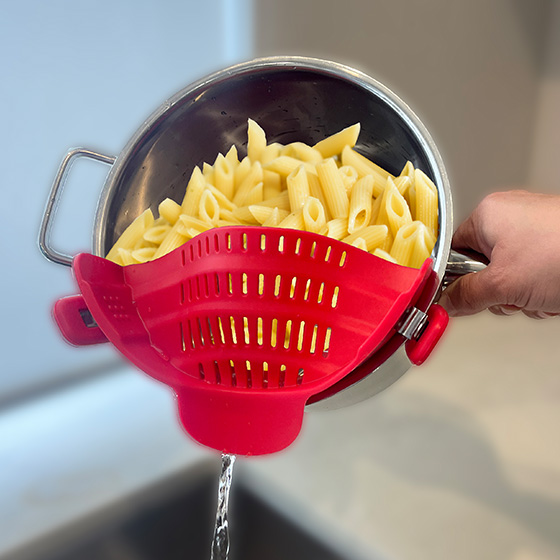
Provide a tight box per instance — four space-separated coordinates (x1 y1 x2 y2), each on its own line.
439 267 500 317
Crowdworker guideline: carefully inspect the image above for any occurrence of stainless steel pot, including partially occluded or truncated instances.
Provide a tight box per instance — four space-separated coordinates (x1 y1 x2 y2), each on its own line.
39 56 484 410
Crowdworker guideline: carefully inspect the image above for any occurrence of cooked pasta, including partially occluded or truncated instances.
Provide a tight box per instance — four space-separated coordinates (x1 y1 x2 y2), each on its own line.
107 119 439 269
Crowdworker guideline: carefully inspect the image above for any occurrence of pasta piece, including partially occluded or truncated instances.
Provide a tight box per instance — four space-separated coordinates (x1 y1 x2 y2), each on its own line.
287 165 310 212
205 184 236 212
106 209 154 263
278 209 304 230
232 206 260 224
307 171 332 221
302 196 327 233
249 205 289 225
321 218 348 240
262 207 283 227
158 198 181 225
202 162 214 185
399 160 415 180
257 191 291 211
263 170 282 200
313 123 360 158
224 145 239 167
381 178 413 238
393 175 412 198
233 161 263 206
214 153 235 199
181 166 206 217
234 157 252 190
153 224 190 259
143 224 172 245
316 158 349 219
198 189 220 225
350 237 367 251
338 165 358 193
281 142 323 163
414 169 438 238
176 214 214 235
242 182 264 206
263 156 316 177
342 225 388 252
341 146 391 196
219 209 243 224
131 247 158 263
372 248 397 263
389 221 434 267
260 142 282 165
247 119 267 162
348 175 374 234
116 248 137 266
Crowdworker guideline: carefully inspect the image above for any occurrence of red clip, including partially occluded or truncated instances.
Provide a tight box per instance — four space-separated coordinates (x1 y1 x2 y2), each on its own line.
53 295 108 346
405 304 449 365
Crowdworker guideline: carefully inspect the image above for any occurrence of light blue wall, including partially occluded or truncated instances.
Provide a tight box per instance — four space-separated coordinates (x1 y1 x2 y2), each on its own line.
0 0 253 401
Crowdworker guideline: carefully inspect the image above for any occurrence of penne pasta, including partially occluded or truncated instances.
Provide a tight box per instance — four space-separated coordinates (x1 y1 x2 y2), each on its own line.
214 153 235 199
158 198 181 225
198 189 220 225
181 166 206 217
316 158 349 219
372 248 397 263
263 156 317 177
389 221 434 267
287 165 310 212
321 217 348 240
338 165 359 194
143 224 172 245
242 182 264 206
263 170 282 200
247 119 267 162
106 209 154 262
233 161 263 206
107 119 438 271
348 175 374 234
313 123 360 158
302 196 326 234
282 142 323 163
278 209 305 230
234 156 252 191
414 169 438 238
342 225 388 252
341 146 391 197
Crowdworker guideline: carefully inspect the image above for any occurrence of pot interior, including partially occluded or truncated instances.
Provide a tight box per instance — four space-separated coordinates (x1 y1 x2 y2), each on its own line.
96 61 445 259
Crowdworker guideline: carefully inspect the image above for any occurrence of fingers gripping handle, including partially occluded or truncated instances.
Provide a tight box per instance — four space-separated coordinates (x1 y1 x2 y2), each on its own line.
39 148 116 267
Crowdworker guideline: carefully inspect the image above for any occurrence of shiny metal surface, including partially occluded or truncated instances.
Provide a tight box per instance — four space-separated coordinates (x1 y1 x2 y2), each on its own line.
42 56 484 408
91 56 453 282
38 148 116 267
444 249 488 287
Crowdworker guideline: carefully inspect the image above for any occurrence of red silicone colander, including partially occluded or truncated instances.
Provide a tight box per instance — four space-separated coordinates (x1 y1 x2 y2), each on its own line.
54 226 448 455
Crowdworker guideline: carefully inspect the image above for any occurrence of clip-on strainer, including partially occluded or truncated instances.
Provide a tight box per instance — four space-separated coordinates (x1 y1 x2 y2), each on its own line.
53 225 448 455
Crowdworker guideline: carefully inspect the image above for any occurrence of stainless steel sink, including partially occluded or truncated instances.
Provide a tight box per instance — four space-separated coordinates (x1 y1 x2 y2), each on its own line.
8 461 366 560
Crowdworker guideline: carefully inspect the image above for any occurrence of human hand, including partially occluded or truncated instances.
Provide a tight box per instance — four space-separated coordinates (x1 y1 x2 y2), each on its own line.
438 190 560 319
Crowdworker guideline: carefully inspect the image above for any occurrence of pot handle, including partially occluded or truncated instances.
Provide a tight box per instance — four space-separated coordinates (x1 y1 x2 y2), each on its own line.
39 148 116 267
443 249 488 287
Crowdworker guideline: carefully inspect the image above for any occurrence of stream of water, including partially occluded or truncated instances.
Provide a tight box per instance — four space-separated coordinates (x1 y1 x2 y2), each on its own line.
210 453 236 560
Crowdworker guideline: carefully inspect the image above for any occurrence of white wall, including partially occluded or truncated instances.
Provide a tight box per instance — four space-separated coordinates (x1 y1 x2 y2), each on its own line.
529 0 560 193
0 0 253 402
254 0 552 219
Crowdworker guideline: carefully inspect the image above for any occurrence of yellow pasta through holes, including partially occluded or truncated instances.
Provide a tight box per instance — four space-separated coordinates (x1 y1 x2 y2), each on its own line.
107 119 438 270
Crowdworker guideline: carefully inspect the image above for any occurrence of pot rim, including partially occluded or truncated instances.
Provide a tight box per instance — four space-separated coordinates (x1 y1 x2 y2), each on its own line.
93 55 452 284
